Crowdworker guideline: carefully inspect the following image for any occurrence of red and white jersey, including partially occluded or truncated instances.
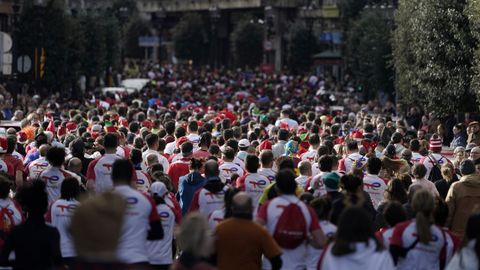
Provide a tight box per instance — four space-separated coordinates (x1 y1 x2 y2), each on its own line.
363 174 388 210
411 152 423 163
135 170 151 192
11 151 24 162
376 227 395 247
0 198 24 228
309 172 328 197
86 154 122 193
142 149 169 173
219 162 244 184
420 153 452 180
338 153 368 173
189 186 229 218
0 159 10 174
237 173 272 208
312 163 320 177
26 157 49 181
113 185 160 264
306 220 336 270
207 208 225 229
115 146 131 158
233 157 245 169
257 195 320 270
46 199 80 258
295 175 310 190
300 149 317 163
147 203 176 265
258 168 276 183
39 167 80 204
187 134 201 149
390 220 446 270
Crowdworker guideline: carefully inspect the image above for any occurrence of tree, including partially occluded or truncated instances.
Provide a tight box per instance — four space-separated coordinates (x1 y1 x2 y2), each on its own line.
231 19 264 69
347 10 393 100
287 22 318 74
338 0 368 31
467 0 480 110
79 13 107 79
392 0 475 116
124 18 151 59
173 13 208 65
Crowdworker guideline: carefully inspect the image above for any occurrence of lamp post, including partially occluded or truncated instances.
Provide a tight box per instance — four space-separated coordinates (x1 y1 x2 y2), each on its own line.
209 5 220 69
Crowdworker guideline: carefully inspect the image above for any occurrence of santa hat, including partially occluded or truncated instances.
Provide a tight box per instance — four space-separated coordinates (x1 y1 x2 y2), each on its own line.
119 118 129 128
351 130 364 141
66 122 77 133
176 136 189 149
57 126 67 138
17 131 28 144
104 121 117 133
429 138 442 152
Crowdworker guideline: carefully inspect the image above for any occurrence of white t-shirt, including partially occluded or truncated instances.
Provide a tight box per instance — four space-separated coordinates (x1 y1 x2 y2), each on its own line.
219 162 244 184
0 198 23 228
208 208 225 229
113 185 160 264
86 154 122 193
301 149 317 163
26 157 49 180
47 199 80 258
164 141 176 155
240 173 272 210
295 175 309 190
306 220 337 270
142 149 169 173
147 203 176 265
39 167 80 204
135 170 151 192
258 168 276 183
340 153 368 173
363 174 388 210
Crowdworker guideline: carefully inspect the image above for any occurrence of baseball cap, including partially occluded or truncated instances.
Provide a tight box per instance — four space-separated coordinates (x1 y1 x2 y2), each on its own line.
323 173 340 192
149 182 168 197
238 139 250 148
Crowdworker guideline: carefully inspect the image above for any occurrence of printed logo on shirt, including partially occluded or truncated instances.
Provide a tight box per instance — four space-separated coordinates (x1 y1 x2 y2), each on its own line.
221 167 239 174
35 162 49 169
250 179 267 188
412 233 439 242
204 190 225 200
266 175 275 182
364 182 382 191
42 175 60 182
137 179 145 185
57 204 78 213
159 211 170 222
102 163 113 171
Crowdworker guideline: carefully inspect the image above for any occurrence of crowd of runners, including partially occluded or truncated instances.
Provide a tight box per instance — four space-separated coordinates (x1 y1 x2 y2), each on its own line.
0 65 477 270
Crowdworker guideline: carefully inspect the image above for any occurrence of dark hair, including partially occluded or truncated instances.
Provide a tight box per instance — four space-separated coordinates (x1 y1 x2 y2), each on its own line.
309 134 320 146
319 155 333 172
340 175 363 193
130 148 143 165
410 139 421 152
6 135 15 154
190 158 203 170
0 176 11 199
104 133 119 149
412 163 427 179
276 169 297 195
199 132 212 148
383 201 407 227
278 129 289 141
223 129 234 141
260 150 274 166
112 159 133 184
16 180 48 216
367 157 382 175
145 133 159 148
278 158 295 171
385 178 408 204
46 147 66 167
223 188 241 219
204 160 220 178
332 207 382 256
222 147 236 160
310 197 331 220
188 120 198 132
60 177 80 200
245 155 259 173
225 139 239 152
347 141 358 151
174 127 186 139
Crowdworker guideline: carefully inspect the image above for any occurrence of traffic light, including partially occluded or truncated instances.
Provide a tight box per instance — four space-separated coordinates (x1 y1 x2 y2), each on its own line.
39 48 45 79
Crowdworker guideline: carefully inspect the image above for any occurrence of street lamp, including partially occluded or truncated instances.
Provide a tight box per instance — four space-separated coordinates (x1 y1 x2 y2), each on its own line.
209 5 220 69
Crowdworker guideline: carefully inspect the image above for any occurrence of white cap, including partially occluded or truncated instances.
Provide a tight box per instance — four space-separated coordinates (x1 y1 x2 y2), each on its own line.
238 139 250 148
149 182 168 197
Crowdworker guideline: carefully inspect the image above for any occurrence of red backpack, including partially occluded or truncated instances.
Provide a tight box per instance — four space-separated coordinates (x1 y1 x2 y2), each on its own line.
273 200 307 249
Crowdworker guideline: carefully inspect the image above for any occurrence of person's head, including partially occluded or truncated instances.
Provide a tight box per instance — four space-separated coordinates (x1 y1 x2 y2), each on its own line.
60 177 80 200
383 201 407 227
222 147 235 162
129 148 143 166
111 159 133 185
319 155 333 172
278 129 289 141
417 129 426 139
340 174 363 194
146 153 159 167
67 157 82 175
223 188 241 219
411 163 427 179
470 146 480 161
260 150 274 168
199 132 212 148
460 159 476 176
103 133 118 151
412 189 435 244
309 134 320 148
429 135 442 153
70 192 127 261
231 192 253 218
367 157 382 175
324 172 340 193
275 169 297 195
46 147 66 167
149 181 169 204
245 154 260 173
187 120 198 134
346 141 358 153
190 158 203 171
177 212 214 259
38 144 51 157
0 176 11 199
16 180 48 217
441 163 454 181
145 133 159 150
298 161 312 176
410 139 421 152
310 197 331 221
332 207 380 256
204 159 220 178
384 178 408 204
181 142 193 157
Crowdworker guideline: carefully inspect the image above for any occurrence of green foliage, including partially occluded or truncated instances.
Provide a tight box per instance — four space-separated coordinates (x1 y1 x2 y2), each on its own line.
102 15 121 71
338 0 368 30
124 18 151 59
392 0 475 116
287 22 318 74
467 0 480 110
347 10 393 99
231 19 264 69
79 13 107 78
173 13 207 65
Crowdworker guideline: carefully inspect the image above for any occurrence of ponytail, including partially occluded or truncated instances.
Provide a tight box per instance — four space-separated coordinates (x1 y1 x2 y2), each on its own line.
415 211 432 244
412 190 435 244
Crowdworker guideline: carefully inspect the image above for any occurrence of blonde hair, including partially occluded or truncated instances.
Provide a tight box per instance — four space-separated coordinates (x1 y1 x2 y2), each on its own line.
441 163 454 181
177 212 213 258
412 190 435 244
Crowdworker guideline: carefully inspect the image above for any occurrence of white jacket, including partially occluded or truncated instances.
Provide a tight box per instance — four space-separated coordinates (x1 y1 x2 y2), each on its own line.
446 240 479 270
